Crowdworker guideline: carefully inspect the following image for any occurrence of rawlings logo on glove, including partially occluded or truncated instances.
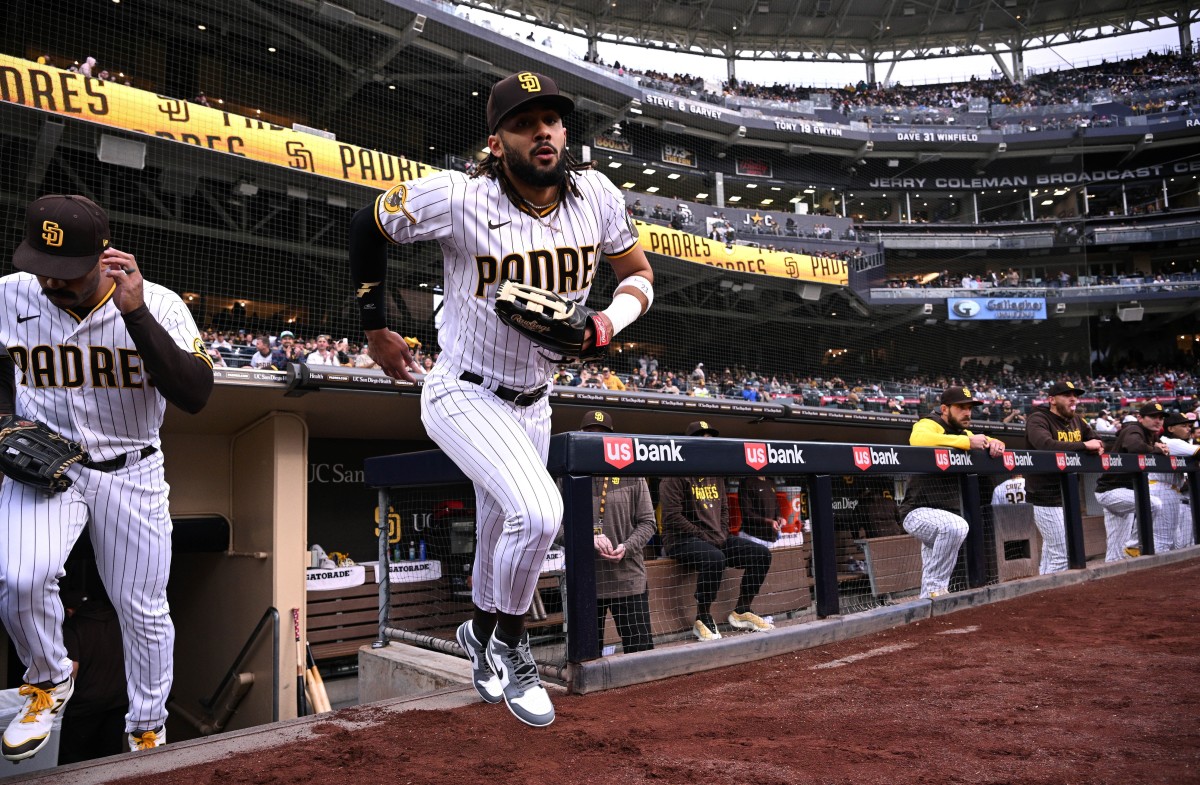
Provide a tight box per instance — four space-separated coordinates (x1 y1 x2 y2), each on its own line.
0 415 87 494
494 281 611 361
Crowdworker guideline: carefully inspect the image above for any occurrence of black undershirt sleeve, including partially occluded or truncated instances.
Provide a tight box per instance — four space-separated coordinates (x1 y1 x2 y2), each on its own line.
348 205 390 331
0 351 13 415
122 305 214 414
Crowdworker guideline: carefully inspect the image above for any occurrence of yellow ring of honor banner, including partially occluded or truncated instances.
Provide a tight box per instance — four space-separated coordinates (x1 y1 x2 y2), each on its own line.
0 54 846 286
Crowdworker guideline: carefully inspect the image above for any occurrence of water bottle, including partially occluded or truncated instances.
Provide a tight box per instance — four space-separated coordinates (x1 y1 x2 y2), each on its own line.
408 541 416 561
418 539 427 561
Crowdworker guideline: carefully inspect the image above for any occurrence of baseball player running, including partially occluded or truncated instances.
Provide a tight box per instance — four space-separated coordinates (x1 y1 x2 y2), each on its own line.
900 387 1005 599
0 195 213 759
348 71 654 726
1023 381 1104 573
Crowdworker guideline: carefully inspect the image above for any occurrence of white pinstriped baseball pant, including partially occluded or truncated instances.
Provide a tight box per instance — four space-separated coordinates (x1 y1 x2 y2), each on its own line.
1031 505 1070 574
1149 486 1187 552
421 367 562 617
901 508 968 599
1095 489 1162 561
0 451 173 732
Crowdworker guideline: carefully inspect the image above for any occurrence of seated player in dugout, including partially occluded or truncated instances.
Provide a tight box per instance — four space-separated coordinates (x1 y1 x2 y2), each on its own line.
899 387 1005 599
576 410 656 654
737 474 787 544
659 421 774 641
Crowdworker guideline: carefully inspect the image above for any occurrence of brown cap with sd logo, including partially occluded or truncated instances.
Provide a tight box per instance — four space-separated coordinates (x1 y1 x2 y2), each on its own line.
13 195 111 279
486 72 574 134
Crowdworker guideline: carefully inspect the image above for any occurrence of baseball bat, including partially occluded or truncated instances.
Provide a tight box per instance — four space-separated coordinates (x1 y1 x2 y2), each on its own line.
306 642 332 713
292 608 309 716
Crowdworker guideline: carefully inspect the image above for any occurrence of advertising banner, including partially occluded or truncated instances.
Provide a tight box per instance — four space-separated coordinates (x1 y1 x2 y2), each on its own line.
661 143 697 167
947 297 1047 321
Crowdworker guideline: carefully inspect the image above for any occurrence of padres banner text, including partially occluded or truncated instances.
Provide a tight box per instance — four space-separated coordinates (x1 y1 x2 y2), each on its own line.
635 221 847 285
0 54 438 188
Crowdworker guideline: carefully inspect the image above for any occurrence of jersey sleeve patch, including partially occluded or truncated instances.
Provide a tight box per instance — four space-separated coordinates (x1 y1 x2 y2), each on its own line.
378 183 417 226
193 336 214 369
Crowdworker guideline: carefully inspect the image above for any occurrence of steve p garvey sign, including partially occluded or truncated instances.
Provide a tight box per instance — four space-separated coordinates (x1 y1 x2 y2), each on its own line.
634 220 848 286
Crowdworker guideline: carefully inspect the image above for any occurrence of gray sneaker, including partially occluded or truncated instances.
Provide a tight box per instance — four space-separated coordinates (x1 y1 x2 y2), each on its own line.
485 632 555 727
456 622 503 704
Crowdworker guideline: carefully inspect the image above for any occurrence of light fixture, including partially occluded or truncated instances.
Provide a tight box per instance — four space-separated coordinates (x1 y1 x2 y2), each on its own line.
696 192 708 199
745 183 757 189
646 186 660 193
761 199 773 205
667 173 681 180
608 161 621 168
642 168 656 175
197 24 207 31
728 196 742 202
268 46 277 53
620 181 636 188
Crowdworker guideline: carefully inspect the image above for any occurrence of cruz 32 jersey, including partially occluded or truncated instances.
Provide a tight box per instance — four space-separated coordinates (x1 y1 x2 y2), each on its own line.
0 273 209 462
374 169 639 390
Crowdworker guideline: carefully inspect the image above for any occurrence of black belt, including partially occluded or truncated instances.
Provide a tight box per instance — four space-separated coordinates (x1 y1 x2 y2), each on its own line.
459 372 547 407
86 446 157 472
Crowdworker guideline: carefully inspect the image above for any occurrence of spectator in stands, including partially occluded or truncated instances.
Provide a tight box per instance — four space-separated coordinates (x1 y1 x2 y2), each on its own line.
306 334 338 365
206 346 227 367
355 342 380 371
901 386 1006 598
270 330 304 368
630 199 646 217
1023 381 1105 574
334 338 354 366
737 475 785 544
577 411 657 654
601 367 626 391
1092 409 1118 435
1094 402 1169 561
248 338 273 370
210 332 233 352
669 210 684 231
660 421 774 641
1000 401 1025 424
79 56 97 78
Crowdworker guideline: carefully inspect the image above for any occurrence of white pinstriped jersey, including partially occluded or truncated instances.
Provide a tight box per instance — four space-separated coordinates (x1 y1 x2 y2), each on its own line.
0 272 207 462
990 476 1026 505
374 169 638 390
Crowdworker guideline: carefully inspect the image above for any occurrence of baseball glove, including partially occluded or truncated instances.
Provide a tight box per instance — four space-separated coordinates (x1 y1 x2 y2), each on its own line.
0 415 87 494
494 281 611 361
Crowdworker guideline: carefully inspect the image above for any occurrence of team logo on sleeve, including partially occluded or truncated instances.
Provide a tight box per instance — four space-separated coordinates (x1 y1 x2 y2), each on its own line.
380 183 416 224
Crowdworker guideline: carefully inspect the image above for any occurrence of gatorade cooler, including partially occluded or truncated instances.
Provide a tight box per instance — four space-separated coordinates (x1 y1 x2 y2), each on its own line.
777 485 807 533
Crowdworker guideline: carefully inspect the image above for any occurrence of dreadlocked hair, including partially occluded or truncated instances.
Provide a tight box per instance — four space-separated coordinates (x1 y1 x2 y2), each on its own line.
470 149 593 206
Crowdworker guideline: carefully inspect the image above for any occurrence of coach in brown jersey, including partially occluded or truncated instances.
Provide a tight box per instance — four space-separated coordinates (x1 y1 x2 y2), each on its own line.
1095 402 1168 561
1023 381 1105 574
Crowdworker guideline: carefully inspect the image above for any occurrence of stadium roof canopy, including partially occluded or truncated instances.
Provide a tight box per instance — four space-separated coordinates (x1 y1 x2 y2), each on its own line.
457 0 1195 66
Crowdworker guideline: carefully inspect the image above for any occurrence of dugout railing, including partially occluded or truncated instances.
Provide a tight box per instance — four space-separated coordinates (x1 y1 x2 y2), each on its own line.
363 434 1198 676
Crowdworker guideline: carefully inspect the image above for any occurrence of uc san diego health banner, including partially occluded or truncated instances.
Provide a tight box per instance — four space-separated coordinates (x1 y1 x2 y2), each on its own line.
635 221 848 286
0 54 439 188
947 297 1047 321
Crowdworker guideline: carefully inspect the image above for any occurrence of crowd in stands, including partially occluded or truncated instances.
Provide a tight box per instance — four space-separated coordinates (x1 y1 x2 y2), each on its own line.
614 49 1200 124
884 267 1200 290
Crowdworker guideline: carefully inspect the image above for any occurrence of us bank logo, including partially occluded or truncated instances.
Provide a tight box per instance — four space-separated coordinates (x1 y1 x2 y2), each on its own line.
950 299 981 318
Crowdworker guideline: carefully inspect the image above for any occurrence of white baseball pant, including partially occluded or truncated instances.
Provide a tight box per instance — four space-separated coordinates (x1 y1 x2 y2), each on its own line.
1177 500 1195 550
1031 505 1070 574
1095 489 1162 561
901 508 968 599
0 452 173 732
1149 485 1183 553
420 367 561 617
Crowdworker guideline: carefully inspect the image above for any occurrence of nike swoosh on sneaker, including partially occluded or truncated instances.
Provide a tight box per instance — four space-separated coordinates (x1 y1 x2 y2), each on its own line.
16 314 39 323
488 220 511 230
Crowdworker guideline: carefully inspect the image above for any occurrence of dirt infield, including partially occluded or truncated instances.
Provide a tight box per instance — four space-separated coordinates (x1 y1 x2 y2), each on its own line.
121 560 1200 785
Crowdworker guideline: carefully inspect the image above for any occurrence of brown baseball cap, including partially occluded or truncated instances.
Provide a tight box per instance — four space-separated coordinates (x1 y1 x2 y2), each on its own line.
580 410 614 432
940 386 984 407
685 420 719 437
486 72 574 134
1138 402 1165 417
13 195 111 278
1163 412 1191 428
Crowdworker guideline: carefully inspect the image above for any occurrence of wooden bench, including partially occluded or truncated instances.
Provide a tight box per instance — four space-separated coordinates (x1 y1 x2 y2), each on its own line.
307 563 564 662
630 542 812 641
